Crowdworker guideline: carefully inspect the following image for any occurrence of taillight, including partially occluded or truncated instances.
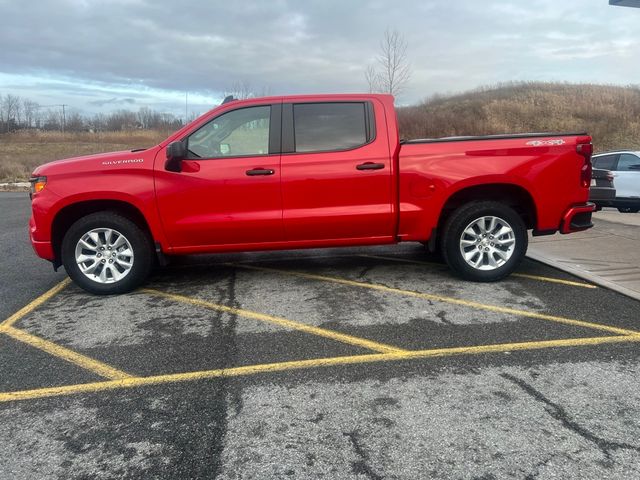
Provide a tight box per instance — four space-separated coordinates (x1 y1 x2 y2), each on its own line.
606 172 614 183
577 143 593 188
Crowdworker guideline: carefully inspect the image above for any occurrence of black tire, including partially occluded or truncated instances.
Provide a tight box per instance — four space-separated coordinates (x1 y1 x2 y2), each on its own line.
440 201 527 282
61 211 154 294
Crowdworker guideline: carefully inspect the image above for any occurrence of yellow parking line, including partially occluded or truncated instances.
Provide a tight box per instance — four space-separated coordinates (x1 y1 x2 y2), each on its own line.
0 278 71 331
3 326 133 380
359 254 597 289
511 272 595 288
1 334 638 403
142 288 407 354
233 264 640 337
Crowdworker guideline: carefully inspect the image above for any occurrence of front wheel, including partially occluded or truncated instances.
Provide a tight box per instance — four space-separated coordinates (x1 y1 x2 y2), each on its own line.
441 201 528 282
61 212 154 294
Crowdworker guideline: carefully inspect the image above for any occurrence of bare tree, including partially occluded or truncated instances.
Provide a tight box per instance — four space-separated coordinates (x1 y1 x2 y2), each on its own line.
365 29 411 98
22 99 39 128
137 106 158 129
43 109 61 131
1 94 21 132
65 111 85 132
365 65 379 93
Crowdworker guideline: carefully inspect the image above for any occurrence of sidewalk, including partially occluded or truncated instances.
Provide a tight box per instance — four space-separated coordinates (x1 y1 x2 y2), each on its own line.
528 210 640 301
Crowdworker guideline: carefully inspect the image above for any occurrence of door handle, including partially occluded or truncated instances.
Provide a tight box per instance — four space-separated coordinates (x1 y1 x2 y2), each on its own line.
246 168 275 176
356 162 385 171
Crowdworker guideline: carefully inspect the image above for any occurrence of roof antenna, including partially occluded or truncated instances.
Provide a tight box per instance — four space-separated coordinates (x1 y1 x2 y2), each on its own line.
222 95 236 105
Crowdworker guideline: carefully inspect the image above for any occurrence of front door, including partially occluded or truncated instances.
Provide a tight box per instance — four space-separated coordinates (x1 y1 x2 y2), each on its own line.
155 103 283 249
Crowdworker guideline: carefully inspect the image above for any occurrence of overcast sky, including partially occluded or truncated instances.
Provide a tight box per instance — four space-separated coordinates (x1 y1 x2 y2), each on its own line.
0 0 638 118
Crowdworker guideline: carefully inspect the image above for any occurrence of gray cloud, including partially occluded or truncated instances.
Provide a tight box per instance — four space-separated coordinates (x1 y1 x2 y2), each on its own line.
88 97 136 106
1 0 639 114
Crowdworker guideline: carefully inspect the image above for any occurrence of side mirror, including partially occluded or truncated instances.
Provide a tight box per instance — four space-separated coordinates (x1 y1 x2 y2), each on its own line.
165 141 187 172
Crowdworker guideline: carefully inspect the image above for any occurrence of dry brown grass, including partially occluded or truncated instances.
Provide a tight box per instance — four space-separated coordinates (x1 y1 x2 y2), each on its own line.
0 129 171 182
398 82 640 153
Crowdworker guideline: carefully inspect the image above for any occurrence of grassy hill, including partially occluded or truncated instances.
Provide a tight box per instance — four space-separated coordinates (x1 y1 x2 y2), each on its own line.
397 82 640 153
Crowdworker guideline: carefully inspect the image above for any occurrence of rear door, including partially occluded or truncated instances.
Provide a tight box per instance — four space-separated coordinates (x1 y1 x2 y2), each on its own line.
280 100 394 242
612 153 640 198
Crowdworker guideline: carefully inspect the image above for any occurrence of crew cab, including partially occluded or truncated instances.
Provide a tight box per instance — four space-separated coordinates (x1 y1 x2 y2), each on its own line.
29 94 595 294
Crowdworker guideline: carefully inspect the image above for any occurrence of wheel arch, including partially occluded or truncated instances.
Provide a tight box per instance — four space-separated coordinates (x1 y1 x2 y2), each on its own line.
51 200 154 267
438 183 537 232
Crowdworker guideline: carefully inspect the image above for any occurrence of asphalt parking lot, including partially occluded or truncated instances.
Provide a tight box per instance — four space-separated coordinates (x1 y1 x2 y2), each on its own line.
1 242 640 479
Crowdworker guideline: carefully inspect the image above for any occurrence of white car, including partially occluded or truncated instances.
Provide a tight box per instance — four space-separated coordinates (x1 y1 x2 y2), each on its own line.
592 151 640 213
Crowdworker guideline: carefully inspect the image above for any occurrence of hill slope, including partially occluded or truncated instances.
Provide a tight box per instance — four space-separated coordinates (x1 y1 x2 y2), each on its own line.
397 82 640 153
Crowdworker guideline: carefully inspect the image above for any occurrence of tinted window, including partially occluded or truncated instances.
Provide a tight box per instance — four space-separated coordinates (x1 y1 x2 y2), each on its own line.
188 106 270 158
592 155 616 170
293 103 368 153
616 153 640 171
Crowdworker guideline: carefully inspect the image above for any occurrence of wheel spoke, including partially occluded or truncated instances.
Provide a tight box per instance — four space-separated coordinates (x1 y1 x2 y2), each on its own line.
486 217 497 234
88 231 102 248
117 247 133 257
463 227 479 240
495 237 515 247
463 249 478 261
78 239 97 251
493 249 509 263
112 234 127 249
107 265 123 281
79 260 100 275
473 219 486 235
115 258 132 268
104 229 114 247
76 253 96 264
494 226 513 239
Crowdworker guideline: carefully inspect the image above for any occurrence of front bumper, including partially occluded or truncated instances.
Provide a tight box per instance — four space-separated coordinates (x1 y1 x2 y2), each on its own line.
560 203 596 234
29 216 55 260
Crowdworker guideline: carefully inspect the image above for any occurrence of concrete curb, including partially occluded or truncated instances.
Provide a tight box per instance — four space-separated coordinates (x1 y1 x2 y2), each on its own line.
527 251 640 302
0 182 29 192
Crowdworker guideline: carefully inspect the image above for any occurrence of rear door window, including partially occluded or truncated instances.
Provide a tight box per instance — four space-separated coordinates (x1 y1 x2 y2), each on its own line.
592 155 617 170
293 103 369 153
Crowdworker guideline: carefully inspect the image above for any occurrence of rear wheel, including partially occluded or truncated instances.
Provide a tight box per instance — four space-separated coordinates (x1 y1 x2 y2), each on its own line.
61 212 153 294
441 201 527 282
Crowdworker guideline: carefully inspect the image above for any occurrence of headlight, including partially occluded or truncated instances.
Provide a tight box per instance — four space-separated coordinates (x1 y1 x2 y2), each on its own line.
29 176 47 197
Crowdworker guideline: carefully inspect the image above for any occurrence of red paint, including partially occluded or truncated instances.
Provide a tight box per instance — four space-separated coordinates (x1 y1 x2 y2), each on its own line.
29 94 593 263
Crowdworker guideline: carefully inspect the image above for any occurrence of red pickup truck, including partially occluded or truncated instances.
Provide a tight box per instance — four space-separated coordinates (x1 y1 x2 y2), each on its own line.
29 94 595 294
